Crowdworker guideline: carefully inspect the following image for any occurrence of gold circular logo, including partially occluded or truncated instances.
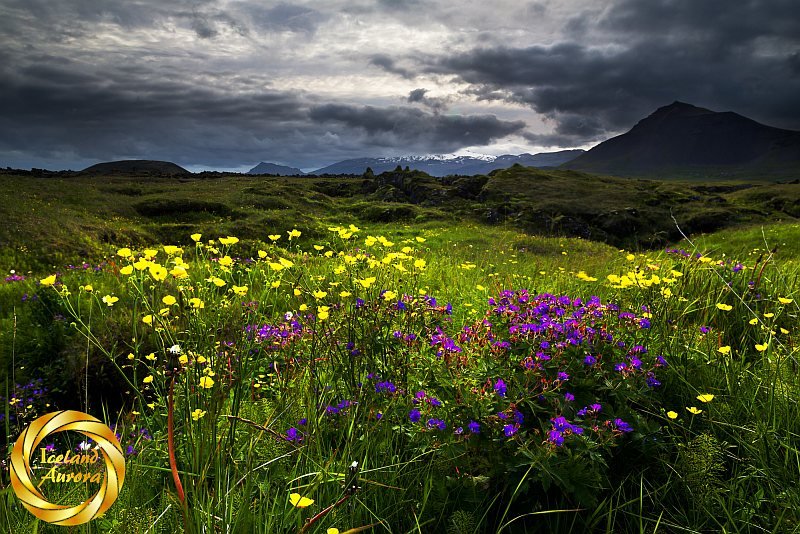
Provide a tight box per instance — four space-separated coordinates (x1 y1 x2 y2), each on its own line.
9 410 126 525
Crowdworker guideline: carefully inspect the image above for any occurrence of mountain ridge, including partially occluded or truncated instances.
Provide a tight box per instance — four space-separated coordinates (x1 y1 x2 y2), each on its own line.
563 101 800 178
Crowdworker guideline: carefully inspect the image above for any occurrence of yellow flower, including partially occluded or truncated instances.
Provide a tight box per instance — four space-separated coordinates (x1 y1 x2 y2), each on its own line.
196 355 207 364
191 409 207 421
82 284 93 292
780 328 789 335
143 248 158 259
171 266 189 279
686 406 702 415
271 280 281 288
317 306 330 320
382 290 397 301
149 264 168 282
147 403 156 409
162 295 177 306
293 288 302 296
189 297 205 309
163 245 183 256
778 297 793 304
218 255 234 268
219 236 239 246
327 529 340 534
416 236 426 243
289 493 314 508
763 313 774 318
232 285 249 297
199 376 215 389
717 346 731 355
324 250 334 258
314 245 324 251
268 262 284 271
716 303 733 311
666 411 678 420
696 394 714 403
120 265 134 275
191 233 202 242
287 229 302 240
207 276 226 287
145 353 156 361
357 277 376 289
142 315 153 325
178 354 189 365
127 353 135 360
268 234 281 241
40 274 57 287
102 295 119 306
749 318 758 325
313 290 327 300
117 247 132 257
340 291 352 298
143 375 154 384
299 304 308 311
755 343 768 352
133 259 150 271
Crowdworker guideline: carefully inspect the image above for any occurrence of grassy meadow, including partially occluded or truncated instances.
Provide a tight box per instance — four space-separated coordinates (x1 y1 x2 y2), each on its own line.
0 168 799 533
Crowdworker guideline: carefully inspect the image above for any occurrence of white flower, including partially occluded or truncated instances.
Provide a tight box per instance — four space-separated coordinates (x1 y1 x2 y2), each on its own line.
78 441 91 451
284 312 293 320
169 344 181 354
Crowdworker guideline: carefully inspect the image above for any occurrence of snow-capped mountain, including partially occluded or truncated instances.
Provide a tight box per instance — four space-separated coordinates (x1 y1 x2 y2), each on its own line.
311 150 584 176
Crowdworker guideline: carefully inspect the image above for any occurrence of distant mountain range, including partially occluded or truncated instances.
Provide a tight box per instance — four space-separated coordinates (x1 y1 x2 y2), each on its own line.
247 150 585 177
564 101 800 178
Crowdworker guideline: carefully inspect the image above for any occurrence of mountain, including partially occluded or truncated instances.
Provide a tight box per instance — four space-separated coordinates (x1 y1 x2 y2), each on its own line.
311 150 584 176
564 101 800 178
247 162 305 175
81 160 189 175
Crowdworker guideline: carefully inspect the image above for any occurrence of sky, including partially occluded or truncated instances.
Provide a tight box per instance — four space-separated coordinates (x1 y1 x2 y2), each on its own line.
0 0 798 172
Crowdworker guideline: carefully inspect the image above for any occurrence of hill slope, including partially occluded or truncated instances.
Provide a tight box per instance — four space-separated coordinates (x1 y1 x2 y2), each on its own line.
564 102 800 179
247 162 305 175
81 160 190 175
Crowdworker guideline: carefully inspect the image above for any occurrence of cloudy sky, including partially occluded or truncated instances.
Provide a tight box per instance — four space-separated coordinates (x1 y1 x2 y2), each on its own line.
0 0 798 172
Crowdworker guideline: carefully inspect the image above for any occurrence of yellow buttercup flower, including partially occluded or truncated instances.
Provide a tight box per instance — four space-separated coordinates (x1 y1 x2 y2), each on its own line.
142 315 153 325
778 297 793 304
178 354 189 365
327 529 340 534
120 265 134 275
219 255 234 268
145 353 156 361
143 375 154 384
189 297 205 309
162 295 177 306
268 234 281 241
313 290 327 300
191 409 207 421
149 264 168 282
40 274 57 287
219 236 239 246
289 493 314 508
755 343 768 352
749 318 758 325
143 248 158 259
117 247 132 257
357 277 376 289
317 306 330 320
191 233 202 242
696 394 714 403
686 406 702 415
718 346 731 355
232 285 249 296
163 245 182 256
715 303 733 311
763 313 774 318
666 411 678 420
314 245 324 251
83 284 94 292
382 290 397 301
287 229 302 240
199 376 215 389
102 295 119 306
258 250 268 259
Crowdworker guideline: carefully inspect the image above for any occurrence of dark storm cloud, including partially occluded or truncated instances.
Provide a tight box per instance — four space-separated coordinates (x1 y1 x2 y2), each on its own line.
414 0 800 145
309 104 525 150
406 88 449 112
369 54 416 79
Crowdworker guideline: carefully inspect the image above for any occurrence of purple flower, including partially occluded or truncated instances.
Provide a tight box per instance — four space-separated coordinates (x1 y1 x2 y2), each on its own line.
376 412 383 420
286 427 301 442
409 409 421 423
468 420 480 434
584 354 597 365
454 426 463 435
503 424 518 437
429 397 442 407
700 326 710 334
126 445 137 456
556 372 569 381
494 379 507 398
298 418 307 426
612 418 633 433
427 418 446 431
564 392 575 402
375 381 397 394
548 429 564 446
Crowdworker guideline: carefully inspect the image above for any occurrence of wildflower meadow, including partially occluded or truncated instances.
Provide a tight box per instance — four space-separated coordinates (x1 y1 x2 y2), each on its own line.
1 220 799 533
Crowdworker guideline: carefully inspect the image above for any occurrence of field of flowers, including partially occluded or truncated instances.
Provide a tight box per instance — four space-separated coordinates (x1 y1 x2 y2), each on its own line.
1 222 799 533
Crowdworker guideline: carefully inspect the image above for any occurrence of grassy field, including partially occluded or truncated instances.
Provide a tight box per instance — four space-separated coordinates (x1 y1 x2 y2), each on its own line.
0 169 799 533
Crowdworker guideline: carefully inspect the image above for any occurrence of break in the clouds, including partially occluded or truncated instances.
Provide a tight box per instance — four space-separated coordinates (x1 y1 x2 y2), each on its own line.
0 0 797 170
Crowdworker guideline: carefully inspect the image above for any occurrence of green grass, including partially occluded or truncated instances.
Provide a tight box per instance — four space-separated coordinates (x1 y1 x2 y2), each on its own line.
0 169 799 532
